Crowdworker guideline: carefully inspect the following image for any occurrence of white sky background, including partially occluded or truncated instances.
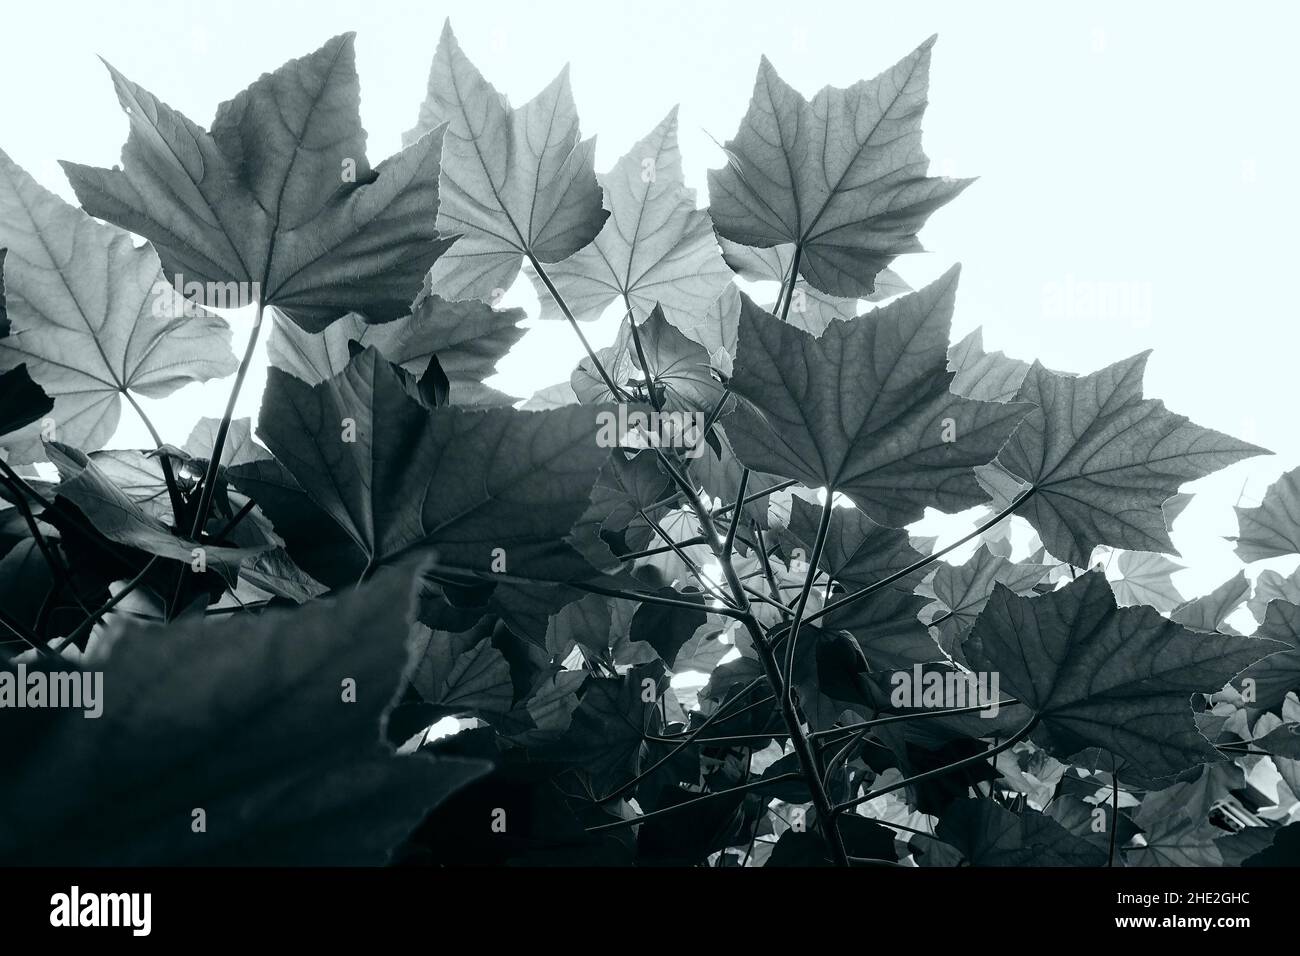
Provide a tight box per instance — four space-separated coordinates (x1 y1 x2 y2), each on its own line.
2 0 1298 601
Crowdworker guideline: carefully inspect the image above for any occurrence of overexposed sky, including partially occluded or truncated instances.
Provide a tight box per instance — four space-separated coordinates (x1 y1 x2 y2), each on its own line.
2 0 1298 597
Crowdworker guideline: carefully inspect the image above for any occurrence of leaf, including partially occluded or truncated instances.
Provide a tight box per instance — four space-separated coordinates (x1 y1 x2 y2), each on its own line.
718 236 910 335
724 268 1030 527
930 798 1106 866
523 381 579 410
707 38 970 297
1110 550 1185 612
788 497 939 669
690 423 787 530
0 364 52 440
985 353 1267 566
0 248 7 336
1249 568 1300 622
47 442 273 574
1252 722 1300 760
676 283 741 375
0 564 491 864
406 21 607 302
947 328 1031 404
1234 601 1300 710
182 416 270 469
965 570 1280 780
62 35 454 332
531 108 732 336
407 621 515 723
268 295 525 406
671 622 734 675
1141 761 1245 824
925 545 1051 660
550 661 667 794
1162 492 1193 529
0 149 237 463
1125 812 1224 867
1233 466 1300 561
1170 571 1250 634
572 304 722 415
544 593 612 661
629 587 709 668
250 347 613 587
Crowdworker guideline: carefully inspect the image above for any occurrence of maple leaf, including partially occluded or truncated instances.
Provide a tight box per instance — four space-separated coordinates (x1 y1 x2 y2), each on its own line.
531 108 732 337
924 545 1052 660
0 564 490 864
981 353 1268 566
1233 600 1300 709
1109 550 1185 612
707 38 970 298
724 267 1031 527
268 294 525 406
946 328 1031 404
571 304 723 415
0 149 236 463
182 417 271 469
547 661 667 794
718 236 911 335
1232 466 1300 561
246 347 614 587
928 799 1107 866
0 248 7 335
787 496 939 669
46 442 273 576
1170 571 1250 634
62 34 454 332
0 364 51 441
406 21 607 302
406 620 515 724
965 570 1281 780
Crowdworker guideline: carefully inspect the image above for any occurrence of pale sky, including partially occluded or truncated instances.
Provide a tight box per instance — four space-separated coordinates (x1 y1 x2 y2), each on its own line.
3 0 1297 600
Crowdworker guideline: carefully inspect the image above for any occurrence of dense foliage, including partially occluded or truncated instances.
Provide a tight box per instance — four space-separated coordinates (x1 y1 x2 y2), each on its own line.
2 22 1299 867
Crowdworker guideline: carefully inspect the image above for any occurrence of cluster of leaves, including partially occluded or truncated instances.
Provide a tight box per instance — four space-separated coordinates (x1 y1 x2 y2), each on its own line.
2 22 1299 867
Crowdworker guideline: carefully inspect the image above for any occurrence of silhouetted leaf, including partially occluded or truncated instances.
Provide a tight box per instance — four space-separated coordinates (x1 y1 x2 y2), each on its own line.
1233 466 1300 561
0 564 490 864
0 149 236 462
966 570 1280 780
984 354 1267 565
725 269 1030 527
708 39 970 297
407 21 606 302
63 35 454 331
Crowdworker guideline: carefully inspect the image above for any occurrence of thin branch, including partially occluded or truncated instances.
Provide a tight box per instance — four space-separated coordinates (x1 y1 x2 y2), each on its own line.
811 698 1025 743
639 508 735 607
1108 753 1120 867
585 773 803 833
0 607 59 661
801 488 1036 629
186 299 267 543
783 495 832 706
721 469 748 560
55 556 161 652
530 252 627 400
123 389 186 524
713 478 800 520
833 716 1040 815
623 295 661 413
